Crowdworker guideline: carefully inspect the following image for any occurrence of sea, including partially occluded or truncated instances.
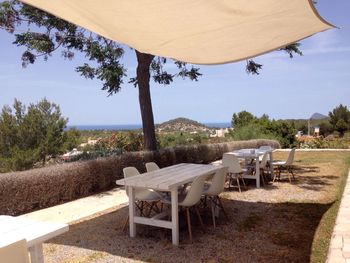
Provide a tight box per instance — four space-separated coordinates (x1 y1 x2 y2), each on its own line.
68 122 231 131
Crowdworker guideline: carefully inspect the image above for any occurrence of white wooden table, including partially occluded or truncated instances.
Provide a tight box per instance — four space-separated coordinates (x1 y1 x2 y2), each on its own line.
0 215 69 263
224 148 274 188
116 163 223 245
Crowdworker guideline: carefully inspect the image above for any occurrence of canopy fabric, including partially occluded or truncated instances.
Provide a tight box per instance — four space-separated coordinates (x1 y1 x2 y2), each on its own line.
20 0 334 65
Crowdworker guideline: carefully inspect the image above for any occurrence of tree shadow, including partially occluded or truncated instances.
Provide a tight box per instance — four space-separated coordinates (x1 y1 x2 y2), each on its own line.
46 199 332 263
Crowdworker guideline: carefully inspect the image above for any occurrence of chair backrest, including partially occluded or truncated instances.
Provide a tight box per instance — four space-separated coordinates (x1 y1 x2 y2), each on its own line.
222 154 242 174
0 239 30 263
180 174 208 207
145 162 160 172
259 152 269 168
204 167 228 196
123 167 140 178
122 166 159 201
285 148 296 165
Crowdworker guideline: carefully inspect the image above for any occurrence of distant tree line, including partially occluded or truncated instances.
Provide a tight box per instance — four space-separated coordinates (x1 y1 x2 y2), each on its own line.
0 98 80 172
230 104 350 148
230 111 297 148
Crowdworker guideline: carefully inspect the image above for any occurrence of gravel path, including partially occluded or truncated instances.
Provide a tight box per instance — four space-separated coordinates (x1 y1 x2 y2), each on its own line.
42 152 349 263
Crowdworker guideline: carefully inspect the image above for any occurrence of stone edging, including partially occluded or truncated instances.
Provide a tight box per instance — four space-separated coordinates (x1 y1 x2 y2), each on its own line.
327 169 350 263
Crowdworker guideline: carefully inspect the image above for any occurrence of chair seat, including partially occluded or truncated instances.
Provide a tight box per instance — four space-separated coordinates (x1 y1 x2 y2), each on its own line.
135 189 165 201
161 193 187 205
272 161 286 166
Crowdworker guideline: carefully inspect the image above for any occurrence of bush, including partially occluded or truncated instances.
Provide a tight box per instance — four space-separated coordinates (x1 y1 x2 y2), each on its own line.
0 139 279 215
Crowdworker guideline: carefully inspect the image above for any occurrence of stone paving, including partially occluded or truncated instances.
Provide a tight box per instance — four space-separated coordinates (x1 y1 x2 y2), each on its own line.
327 170 350 263
20 187 128 224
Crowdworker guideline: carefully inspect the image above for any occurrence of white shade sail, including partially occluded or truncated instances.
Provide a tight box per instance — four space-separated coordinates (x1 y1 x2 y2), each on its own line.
20 0 334 65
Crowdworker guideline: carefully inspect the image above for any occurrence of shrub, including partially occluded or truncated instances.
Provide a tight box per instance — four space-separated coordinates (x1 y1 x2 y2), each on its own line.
0 139 279 215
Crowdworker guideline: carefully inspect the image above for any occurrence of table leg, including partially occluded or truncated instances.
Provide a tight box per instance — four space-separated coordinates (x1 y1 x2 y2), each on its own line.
128 186 136 237
171 189 179 245
255 157 260 188
28 244 44 263
269 151 274 178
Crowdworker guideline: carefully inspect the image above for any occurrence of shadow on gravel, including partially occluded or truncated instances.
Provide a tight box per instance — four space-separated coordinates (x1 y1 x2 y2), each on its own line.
48 198 332 263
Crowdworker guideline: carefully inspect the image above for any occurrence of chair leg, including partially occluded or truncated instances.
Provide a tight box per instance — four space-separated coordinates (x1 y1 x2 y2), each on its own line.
236 177 241 193
260 169 265 186
217 196 228 220
288 172 292 183
186 208 192 243
194 206 205 232
210 199 216 228
240 174 246 187
122 215 129 232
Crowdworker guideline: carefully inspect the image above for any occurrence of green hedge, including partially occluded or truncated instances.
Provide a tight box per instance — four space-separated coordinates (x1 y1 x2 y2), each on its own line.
0 139 279 215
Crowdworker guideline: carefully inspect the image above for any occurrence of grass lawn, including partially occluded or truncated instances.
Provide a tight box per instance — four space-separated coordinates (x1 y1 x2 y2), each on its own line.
43 151 350 263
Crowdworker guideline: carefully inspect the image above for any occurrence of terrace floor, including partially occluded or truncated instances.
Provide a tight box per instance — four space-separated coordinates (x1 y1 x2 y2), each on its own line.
36 151 350 263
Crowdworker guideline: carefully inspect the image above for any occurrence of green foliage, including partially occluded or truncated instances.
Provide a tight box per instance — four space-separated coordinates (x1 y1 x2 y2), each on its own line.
92 131 144 152
230 123 275 141
329 104 350 136
62 128 81 151
158 132 209 148
0 98 78 172
231 110 257 128
230 111 297 148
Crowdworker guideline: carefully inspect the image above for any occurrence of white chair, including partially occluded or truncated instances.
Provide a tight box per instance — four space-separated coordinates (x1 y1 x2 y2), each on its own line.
162 174 208 243
202 167 228 228
122 167 163 230
258 145 272 161
145 162 160 172
222 154 246 192
272 148 296 183
0 239 30 263
258 152 270 185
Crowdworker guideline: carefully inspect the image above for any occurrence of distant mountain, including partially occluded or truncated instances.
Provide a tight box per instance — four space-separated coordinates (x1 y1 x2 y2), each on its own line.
310 112 328 120
156 117 213 132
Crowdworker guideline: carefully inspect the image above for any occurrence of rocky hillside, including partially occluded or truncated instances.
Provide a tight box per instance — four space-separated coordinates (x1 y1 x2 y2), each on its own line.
156 117 212 132
310 112 328 120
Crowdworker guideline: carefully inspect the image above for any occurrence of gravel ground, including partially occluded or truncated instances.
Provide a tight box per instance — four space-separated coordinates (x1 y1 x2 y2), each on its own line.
42 152 349 263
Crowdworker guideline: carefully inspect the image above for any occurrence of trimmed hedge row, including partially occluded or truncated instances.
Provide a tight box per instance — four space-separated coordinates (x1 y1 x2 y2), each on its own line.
0 139 279 215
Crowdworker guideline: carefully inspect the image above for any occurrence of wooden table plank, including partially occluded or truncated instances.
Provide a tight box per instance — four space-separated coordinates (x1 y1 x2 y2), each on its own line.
116 163 222 190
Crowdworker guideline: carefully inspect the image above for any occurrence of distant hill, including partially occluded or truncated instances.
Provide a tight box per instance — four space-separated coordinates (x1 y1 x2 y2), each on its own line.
310 112 328 120
156 117 212 132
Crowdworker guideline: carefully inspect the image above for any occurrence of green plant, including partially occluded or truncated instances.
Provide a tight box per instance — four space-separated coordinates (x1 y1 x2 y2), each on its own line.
0 98 77 171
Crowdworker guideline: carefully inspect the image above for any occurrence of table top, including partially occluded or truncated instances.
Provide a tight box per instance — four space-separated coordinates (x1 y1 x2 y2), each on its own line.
0 216 69 248
225 148 272 158
116 163 223 191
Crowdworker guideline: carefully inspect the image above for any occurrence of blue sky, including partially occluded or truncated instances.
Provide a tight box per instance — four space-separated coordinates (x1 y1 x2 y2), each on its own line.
0 0 349 125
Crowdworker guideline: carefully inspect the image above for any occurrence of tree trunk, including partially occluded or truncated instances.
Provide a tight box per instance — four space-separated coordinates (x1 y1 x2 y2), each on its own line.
135 50 157 151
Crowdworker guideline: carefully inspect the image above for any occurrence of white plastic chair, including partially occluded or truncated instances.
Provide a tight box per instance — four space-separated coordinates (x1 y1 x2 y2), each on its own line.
272 148 296 183
0 239 30 263
222 154 246 192
258 152 270 185
122 167 163 230
145 162 160 172
162 174 208 242
202 167 228 228
258 145 272 161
